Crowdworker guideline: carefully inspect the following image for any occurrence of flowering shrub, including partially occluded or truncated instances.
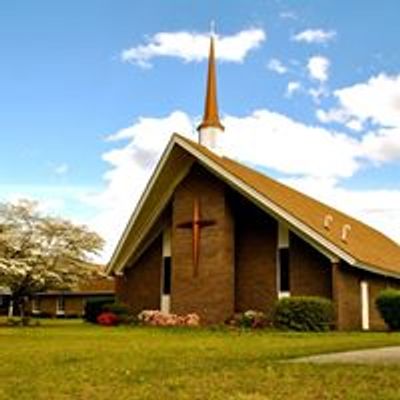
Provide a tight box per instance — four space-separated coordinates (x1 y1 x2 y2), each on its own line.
228 310 268 329
97 312 119 326
138 310 200 327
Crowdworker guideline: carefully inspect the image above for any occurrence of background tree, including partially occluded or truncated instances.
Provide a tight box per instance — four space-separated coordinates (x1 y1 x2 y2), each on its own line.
0 200 105 318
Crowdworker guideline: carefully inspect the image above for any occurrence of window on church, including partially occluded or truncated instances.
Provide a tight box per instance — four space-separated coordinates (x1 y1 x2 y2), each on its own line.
279 247 290 293
162 257 171 295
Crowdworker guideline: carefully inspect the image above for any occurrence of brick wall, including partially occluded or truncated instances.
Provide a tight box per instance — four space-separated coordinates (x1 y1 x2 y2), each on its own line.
232 193 278 315
332 262 361 330
116 235 162 315
331 262 395 331
171 164 234 324
290 233 332 299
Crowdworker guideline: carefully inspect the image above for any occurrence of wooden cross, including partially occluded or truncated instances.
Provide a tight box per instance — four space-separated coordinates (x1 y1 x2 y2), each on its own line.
177 198 216 277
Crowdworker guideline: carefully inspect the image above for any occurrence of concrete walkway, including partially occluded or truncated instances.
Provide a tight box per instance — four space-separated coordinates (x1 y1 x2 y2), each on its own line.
291 346 400 364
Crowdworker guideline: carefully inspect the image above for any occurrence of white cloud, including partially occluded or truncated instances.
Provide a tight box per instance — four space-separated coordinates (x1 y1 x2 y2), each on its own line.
293 29 336 44
286 81 301 97
267 58 288 74
361 128 400 163
121 29 266 67
307 56 330 82
333 74 400 128
318 74 400 162
222 110 360 179
54 163 69 175
316 108 363 131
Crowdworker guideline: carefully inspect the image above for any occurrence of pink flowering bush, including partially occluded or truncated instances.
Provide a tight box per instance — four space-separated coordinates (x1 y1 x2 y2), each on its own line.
97 312 119 326
138 310 200 327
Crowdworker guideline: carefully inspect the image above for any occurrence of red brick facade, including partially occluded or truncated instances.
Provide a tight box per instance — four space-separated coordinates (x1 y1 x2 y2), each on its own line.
116 235 162 315
233 194 278 315
290 234 332 298
171 165 234 324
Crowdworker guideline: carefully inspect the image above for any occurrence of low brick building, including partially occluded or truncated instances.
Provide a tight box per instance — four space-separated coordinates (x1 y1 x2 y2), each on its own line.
29 277 115 318
107 37 400 330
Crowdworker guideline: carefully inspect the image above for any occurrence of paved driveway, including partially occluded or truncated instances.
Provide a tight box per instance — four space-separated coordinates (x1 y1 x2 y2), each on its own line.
292 346 400 364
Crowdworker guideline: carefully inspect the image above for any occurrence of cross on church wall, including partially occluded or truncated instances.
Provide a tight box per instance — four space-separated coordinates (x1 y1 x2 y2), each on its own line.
177 197 216 277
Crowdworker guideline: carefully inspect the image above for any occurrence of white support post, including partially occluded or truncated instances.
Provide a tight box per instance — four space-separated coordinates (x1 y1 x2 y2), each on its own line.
360 281 370 331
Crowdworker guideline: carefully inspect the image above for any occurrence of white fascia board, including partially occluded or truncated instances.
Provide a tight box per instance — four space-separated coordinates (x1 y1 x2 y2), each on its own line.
175 136 356 266
107 135 181 275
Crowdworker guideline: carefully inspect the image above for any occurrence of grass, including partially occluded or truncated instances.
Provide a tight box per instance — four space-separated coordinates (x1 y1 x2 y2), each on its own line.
1 319 400 399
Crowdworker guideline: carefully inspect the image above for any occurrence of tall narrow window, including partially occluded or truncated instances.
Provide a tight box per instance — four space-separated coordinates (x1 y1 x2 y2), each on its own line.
279 248 290 293
162 256 172 295
277 224 290 297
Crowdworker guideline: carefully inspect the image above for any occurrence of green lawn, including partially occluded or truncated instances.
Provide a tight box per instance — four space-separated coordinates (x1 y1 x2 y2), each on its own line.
1 320 400 399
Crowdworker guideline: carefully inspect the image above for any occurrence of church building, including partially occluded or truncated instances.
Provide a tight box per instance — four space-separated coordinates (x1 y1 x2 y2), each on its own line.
107 37 400 330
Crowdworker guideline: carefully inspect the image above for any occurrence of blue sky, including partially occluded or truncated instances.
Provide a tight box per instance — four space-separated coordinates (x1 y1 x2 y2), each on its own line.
1 1 399 259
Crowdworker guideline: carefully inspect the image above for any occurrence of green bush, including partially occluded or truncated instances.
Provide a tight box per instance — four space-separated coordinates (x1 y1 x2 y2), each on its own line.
376 289 400 331
103 302 130 316
273 296 334 332
83 297 114 323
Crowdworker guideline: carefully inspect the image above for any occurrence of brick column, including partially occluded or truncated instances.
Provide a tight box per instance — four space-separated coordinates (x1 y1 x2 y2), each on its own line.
331 261 361 330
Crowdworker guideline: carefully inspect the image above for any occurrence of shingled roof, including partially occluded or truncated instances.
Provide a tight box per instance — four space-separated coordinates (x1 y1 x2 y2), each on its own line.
108 134 400 277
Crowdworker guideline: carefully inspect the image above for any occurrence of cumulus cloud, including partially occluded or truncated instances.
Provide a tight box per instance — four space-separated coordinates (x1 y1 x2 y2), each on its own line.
267 58 288 74
316 108 363 131
333 74 400 128
292 29 336 44
286 81 301 97
121 28 266 67
307 56 330 82
222 110 360 179
318 74 400 162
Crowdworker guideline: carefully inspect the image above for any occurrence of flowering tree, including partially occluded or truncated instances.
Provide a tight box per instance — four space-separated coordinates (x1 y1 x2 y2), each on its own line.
0 200 105 318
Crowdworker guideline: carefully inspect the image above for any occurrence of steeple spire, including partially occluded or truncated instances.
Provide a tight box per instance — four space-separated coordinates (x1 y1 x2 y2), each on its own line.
197 33 225 152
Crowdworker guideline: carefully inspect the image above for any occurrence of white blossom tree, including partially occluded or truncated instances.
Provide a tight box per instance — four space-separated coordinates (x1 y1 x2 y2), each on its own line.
0 200 105 318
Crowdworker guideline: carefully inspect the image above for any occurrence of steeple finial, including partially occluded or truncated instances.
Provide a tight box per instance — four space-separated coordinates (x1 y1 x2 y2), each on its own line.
197 32 225 152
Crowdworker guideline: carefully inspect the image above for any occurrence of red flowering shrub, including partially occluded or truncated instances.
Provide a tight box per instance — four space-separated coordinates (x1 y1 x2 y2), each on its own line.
137 310 200 327
97 312 119 326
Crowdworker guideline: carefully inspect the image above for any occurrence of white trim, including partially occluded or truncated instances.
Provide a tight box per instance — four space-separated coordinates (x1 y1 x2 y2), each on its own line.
278 224 289 248
360 281 370 331
162 227 171 258
161 294 171 314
